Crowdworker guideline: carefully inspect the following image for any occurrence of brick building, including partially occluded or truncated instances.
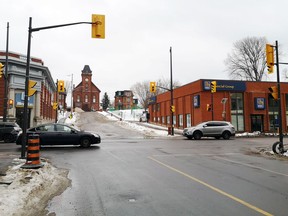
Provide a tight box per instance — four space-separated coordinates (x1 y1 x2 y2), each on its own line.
149 79 288 133
114 90 135 110
0 51 57 128
73 65 101 111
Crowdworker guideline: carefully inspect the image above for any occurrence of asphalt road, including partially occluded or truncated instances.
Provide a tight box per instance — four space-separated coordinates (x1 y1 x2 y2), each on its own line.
2 112 287 216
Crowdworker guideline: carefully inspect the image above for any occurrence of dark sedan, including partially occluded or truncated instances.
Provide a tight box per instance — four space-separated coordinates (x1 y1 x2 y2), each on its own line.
16 123 101 148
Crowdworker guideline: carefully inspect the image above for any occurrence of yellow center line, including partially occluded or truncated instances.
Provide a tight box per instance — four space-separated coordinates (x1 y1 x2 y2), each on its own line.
148 156 273 216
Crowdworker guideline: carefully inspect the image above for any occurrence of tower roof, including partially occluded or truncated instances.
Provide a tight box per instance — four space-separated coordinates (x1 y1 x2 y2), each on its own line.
82 65 92 74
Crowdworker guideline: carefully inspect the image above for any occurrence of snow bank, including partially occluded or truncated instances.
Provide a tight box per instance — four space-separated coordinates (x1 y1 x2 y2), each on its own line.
0 159 70 216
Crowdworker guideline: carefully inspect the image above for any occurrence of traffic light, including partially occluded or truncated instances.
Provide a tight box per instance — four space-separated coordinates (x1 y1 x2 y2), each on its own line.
150 82 156 93
266 44 274 74
0 62 4 78
268 86 278 100
8 99 13 109
206 104 212 111
28 80 37 97
211 81 217 93
170 105 175 113
92 14 105 39
53 102 58 110
58 80 65 92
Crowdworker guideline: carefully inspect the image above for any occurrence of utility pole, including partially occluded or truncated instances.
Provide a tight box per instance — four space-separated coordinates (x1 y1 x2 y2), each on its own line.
71 74 73 112
170 47 174 136
3 22 9 122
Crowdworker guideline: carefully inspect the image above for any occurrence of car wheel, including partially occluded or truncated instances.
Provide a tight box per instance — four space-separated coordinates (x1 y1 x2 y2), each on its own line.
80 137 91 148
272 141 285 154
187 135 193 140
3 134 14 143
222 131 231 140
193 131 202 140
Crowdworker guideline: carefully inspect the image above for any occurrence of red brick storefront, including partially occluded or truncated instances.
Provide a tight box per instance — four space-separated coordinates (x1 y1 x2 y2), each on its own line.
149 79 288 133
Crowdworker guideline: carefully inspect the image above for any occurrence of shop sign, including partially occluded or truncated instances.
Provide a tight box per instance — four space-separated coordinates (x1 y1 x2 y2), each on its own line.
15 93 34 108
203 80 246 92
254 97 265 110
193 95 200 108
148 96 156 105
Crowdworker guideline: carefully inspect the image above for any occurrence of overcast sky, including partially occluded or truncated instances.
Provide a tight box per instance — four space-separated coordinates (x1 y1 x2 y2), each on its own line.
1 0 288 101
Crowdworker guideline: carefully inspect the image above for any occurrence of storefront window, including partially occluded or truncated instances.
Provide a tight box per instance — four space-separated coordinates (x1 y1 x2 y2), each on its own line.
269 95 279 131
167 116 170 124
173 115 176 125
230 93 244 131
186 114 191 127
178 115 183 127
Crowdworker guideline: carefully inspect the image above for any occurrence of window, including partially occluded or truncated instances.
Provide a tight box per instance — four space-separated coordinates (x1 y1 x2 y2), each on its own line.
186 114 191 127
269 95 279 131
162 116 165 124
93 95 96 103
85 95 88 103
156 103 160 112
173 115 176 125
178 115 183 127
77 95 80 102
167 116 170 124
231 93 244 131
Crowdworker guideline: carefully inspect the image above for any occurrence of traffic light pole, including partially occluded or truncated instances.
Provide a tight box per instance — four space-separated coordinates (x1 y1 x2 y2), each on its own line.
55 80 58 123
21 17 98 158
275 41 284 151
170 47 174 136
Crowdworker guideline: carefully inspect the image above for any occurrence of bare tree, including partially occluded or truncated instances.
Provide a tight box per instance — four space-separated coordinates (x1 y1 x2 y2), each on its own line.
130 80 152 110
156 77 181 94
225 36 268 81
131 78 181 110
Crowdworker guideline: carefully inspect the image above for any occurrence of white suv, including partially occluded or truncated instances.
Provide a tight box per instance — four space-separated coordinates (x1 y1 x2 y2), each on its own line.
183 121 235 140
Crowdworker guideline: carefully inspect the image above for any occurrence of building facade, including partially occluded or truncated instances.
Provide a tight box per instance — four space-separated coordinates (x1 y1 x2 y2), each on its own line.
73 65 101 111
149 79 288 133
114 90 135 110
0 51 57 128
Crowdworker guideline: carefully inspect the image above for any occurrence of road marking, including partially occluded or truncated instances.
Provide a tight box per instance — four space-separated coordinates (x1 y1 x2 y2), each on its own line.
215 157 288 177
148 156 273 216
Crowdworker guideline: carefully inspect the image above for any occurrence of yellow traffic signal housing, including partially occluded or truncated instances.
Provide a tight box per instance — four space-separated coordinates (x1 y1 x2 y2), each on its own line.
207 104 212 111
0 62 4 78
266 44 274 74
268 86 278 100
150 82 156 93
53 102 58 110
58 80 65 92
211 81 217 93
8 99 13 109
28 80 37 97
170 105 175 113
92 14 105 39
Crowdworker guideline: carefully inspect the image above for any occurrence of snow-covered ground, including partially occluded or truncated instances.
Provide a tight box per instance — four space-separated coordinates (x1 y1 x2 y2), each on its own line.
0 109 287 215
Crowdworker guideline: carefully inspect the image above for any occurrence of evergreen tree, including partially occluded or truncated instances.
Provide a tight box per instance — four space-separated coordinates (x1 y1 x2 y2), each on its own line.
101 92 110 111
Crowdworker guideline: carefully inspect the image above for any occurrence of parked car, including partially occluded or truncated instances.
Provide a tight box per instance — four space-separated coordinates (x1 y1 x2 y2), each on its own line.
0 122 23 143
16 123 101 148
182 121 235 140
